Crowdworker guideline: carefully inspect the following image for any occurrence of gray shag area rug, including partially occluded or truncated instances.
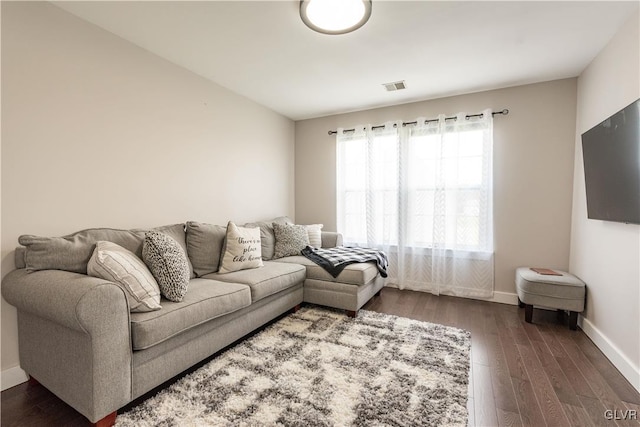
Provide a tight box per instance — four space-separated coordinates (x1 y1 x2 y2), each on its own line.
116 306 471 427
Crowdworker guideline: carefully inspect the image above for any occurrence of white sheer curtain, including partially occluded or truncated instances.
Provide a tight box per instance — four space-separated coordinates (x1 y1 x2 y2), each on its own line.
336 110 494 298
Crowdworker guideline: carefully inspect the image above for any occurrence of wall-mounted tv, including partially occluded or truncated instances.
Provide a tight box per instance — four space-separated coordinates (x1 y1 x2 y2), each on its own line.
581 98 640 224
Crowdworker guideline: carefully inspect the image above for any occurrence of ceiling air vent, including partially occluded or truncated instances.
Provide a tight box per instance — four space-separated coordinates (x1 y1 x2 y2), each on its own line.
383 80 406 92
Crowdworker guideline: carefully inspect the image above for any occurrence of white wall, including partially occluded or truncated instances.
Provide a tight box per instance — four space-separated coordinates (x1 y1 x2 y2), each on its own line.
570 12 640 391
295 79 578 301
1 2 294 383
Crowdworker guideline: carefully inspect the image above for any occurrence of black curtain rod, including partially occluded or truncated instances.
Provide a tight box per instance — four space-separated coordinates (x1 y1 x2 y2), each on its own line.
327 109 509 136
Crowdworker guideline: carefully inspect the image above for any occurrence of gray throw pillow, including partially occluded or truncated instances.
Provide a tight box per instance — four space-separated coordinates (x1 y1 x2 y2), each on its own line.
273 223 310 259
142 231 190 302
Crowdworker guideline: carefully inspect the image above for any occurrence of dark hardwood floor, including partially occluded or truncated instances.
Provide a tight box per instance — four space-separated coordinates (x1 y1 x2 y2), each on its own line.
2 287 639 426
364 288 640 427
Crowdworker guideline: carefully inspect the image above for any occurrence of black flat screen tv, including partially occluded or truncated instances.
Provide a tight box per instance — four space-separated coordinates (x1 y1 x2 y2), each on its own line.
581 98 640 224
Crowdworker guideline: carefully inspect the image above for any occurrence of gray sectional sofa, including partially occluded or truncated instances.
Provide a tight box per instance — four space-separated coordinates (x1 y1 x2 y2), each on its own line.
1 219 385 425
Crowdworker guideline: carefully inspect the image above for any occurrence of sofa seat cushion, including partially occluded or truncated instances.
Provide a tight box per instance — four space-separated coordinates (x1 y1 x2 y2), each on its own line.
130 279 251 350
275 256 378 286
203 261 305 303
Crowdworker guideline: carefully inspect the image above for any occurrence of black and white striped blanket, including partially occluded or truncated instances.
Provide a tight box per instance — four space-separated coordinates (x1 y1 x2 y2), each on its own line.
301 246 389 279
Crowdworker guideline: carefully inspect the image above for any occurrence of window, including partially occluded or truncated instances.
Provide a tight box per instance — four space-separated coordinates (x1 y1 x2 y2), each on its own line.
406 128 491 251
337 113 493 254
337 127 399 245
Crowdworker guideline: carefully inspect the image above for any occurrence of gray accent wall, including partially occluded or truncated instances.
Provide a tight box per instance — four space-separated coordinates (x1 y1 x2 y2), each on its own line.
1 2 294 376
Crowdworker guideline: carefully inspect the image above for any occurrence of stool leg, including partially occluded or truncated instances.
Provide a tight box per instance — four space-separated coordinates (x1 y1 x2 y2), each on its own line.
518 297 525 308
525 304 533 323
569 311 578 331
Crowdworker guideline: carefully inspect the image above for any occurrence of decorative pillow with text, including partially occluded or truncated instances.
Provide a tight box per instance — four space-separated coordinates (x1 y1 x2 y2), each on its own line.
218 222 263 274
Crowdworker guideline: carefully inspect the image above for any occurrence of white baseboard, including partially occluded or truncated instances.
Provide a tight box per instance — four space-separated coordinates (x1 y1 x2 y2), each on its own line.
463 290 519 306
1 366 28 391
578 315 640 394
385 283 520 306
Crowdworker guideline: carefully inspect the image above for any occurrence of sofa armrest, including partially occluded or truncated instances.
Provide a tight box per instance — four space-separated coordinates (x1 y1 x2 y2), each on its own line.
1 269 132 422
2 269 129 333
321 231 343 248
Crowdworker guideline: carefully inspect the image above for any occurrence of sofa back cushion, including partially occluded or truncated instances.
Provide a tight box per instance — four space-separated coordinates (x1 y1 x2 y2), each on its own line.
185 221 227 277
15 247 27 269
18 224 194 277
243 216 293 261
19 228 145 274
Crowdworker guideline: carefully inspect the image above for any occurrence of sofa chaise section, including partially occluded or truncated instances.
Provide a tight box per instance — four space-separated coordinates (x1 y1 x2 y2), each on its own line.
275 255 385 316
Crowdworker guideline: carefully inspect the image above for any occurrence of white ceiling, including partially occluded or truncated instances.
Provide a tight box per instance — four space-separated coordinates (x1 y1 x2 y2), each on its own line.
55 1 638 121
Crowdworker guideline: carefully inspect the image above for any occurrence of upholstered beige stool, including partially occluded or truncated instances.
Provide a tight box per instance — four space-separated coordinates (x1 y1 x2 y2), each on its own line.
515 267 586 330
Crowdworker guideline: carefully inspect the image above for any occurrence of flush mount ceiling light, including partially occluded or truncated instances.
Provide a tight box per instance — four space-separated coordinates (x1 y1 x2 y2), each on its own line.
300 0 372 35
